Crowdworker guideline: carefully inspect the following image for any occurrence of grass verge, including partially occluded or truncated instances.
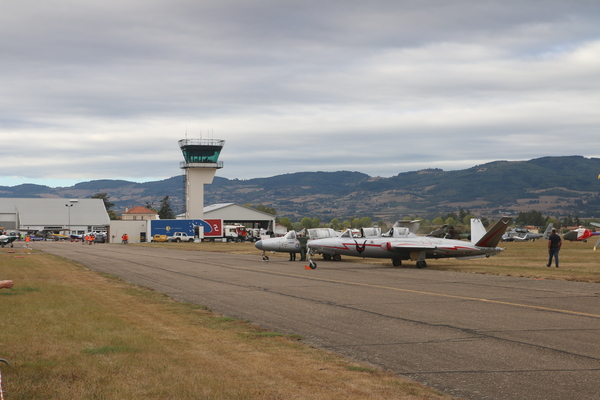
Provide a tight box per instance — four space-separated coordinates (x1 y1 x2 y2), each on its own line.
0 248 455 400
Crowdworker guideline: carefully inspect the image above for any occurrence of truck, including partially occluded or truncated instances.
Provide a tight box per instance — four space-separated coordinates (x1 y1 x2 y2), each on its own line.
167 232 194 242
223 224 248 242
147 219 223 243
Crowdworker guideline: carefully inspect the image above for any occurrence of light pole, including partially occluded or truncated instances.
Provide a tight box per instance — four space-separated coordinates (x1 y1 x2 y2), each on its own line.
65 203 73 236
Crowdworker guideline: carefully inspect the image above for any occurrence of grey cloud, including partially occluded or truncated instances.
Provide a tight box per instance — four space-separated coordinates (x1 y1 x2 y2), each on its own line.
1 0 599 185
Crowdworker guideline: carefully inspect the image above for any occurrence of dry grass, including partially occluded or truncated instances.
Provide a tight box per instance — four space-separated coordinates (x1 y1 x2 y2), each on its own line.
426 239 600 282
0 247 456 400
134 239 600 282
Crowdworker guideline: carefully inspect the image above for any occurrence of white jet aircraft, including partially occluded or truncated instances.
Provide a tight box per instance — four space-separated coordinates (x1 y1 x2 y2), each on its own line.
306 217 512 269
255 228 342 261
255 221 421 261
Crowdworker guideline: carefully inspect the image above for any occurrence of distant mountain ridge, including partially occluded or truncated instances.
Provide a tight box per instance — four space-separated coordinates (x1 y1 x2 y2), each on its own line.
1 156 599 221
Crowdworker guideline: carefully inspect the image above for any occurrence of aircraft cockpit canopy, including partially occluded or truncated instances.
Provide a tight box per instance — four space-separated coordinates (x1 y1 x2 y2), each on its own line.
361 227 381 237
383 227 412 237
285 231 297 240
340 229 352 238
307 228 338 239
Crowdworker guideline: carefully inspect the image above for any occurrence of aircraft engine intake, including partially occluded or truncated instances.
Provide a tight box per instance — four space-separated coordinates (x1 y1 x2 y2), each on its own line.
382 242 393 251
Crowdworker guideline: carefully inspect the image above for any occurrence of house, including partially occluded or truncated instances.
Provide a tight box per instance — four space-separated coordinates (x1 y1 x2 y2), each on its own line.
121 206 158 221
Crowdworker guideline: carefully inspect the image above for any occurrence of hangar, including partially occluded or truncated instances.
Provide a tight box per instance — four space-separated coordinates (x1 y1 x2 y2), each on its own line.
111 203 279 244
202 203 275 230
0 198 110 236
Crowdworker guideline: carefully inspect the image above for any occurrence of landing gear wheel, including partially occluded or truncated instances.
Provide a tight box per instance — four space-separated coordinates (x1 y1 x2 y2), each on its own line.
333 254 341 261
323 254 332 261
392 259 402 267
309 260 317 269
416 261 427 269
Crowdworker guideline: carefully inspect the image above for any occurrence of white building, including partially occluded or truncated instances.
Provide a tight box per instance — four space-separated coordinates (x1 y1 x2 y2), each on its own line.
0 198 110 236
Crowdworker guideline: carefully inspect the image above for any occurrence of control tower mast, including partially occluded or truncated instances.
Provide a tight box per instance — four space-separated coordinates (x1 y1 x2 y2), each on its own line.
178 138 225 219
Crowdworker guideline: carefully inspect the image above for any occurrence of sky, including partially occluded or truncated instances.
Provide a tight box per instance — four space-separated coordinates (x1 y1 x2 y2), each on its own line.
2 0 599 188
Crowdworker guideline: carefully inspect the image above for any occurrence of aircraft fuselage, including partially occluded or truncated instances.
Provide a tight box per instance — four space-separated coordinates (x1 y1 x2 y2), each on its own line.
308 236 503 260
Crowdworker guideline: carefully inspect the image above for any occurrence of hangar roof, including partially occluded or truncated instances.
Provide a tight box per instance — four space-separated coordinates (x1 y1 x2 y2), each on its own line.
0 198 110 228
203 203 275 222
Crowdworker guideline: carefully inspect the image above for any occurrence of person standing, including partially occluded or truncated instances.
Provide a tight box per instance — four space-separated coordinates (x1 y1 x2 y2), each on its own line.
298 231 309 261
546 228 562 268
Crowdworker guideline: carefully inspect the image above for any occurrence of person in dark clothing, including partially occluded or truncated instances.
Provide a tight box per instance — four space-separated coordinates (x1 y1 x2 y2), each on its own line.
546 229 562 268
298 232 309 261
447 226 457 239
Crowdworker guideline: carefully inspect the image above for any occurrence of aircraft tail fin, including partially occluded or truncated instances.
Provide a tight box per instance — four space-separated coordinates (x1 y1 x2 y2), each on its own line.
474 217 512 248
470 219 487 244
542 223 554 240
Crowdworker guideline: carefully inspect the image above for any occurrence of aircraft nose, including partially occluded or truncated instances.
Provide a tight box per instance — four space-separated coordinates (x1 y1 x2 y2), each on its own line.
563 232 575 241
255 240 263 250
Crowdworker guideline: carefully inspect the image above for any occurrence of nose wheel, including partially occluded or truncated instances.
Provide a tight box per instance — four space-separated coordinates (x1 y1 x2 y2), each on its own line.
308 250 317 269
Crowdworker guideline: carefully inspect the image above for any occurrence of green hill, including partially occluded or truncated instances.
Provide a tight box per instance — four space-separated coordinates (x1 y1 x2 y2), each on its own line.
1 156 599 221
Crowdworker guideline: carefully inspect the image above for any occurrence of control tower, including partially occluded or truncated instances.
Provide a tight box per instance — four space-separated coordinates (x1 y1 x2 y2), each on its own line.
179 138 225 219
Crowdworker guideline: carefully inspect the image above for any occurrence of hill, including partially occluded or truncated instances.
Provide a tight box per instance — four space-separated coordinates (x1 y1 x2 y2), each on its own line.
1 156 599 221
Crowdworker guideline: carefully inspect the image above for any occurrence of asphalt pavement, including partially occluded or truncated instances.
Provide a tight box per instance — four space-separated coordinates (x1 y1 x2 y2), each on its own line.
35 242 600 400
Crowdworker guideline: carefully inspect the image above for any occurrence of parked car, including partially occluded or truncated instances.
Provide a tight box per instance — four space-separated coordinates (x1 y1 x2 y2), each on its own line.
151 234 168 242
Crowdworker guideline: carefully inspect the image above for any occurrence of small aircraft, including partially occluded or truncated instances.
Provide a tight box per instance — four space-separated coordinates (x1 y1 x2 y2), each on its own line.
255 228 342 260
0 231 19 248
502 224 553 242
19 228 71 241
306 216 512 269
563 223 600 250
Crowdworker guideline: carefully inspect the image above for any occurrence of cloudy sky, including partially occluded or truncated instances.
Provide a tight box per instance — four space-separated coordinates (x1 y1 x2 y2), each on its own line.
2 0 599 187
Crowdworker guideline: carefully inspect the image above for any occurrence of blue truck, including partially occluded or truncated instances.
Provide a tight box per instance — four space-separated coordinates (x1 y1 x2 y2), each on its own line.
146 219 223 242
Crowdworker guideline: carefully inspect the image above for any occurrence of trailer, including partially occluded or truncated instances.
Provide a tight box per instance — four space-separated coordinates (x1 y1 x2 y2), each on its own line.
147 219 223 242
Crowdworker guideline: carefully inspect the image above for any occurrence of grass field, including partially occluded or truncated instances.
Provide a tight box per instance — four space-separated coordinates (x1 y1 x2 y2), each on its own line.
1 238 596 399
0 246 455 400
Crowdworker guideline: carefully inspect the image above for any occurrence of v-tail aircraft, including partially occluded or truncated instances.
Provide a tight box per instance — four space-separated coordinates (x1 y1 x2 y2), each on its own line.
306 216 512 269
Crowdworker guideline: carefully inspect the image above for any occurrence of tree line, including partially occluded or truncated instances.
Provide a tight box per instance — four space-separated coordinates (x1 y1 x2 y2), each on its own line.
92 196 598 234
92 193 176 220
252 204 600 234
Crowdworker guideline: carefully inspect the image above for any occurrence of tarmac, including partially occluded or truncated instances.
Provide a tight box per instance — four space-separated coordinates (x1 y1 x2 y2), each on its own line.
36 241 600 400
